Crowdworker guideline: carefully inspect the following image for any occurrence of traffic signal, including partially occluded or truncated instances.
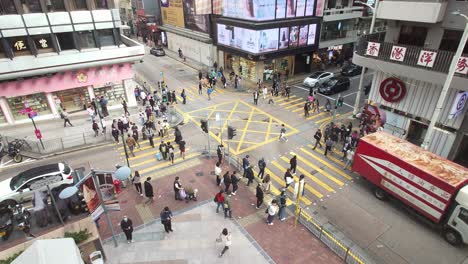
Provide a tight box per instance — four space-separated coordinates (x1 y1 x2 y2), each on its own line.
200 119 208 133
228 126 236 139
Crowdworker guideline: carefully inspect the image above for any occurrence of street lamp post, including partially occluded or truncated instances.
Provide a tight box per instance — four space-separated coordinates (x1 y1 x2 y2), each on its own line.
422 10 468 149
121 133 130 167
59 166 131 248
353 0 380 116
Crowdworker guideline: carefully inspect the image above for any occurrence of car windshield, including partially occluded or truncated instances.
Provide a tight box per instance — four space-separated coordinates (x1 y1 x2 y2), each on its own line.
10 176 28 190
10 164 60 190
322 79 338 86
309 72 324 78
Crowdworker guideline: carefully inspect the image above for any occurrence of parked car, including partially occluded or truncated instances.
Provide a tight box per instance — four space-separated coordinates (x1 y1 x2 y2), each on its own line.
150 47 165 56
0 163 74 207
318 77 350 95
303 71 334 88
90 251 104 264
341 63 363 76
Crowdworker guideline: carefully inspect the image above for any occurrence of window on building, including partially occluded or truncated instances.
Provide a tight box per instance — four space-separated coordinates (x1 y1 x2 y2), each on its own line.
0 39 5 58
8 37 32 57
439 30 468 54
327 0 337 9
95 0 108 9
0 0 17 14
56 32 75 50
71 0 87 10
21 0 42 13
341 0 349 7
77 31 96 49
398 25 427 47
47 0 65 11
98 29 115 46
33 34 55 53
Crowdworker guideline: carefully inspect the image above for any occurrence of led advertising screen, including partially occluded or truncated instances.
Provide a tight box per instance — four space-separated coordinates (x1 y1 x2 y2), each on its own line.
223 0 276 21
276 0 286 19
217 23 318 54
286 0 296 18
305 0 315 16
296 0 306 17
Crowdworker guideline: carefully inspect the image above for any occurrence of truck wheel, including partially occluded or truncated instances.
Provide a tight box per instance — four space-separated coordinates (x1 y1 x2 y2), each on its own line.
374 188 387 200
443 228 462 246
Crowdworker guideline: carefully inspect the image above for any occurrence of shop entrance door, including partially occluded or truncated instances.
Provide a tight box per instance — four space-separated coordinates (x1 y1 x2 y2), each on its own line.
294 54 310 74
406 120 428 146
54 87 89 113
454 134 468 167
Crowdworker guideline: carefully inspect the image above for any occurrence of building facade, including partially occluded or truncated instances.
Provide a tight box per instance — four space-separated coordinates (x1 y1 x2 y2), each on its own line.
353 0 468 166
0 0 144 126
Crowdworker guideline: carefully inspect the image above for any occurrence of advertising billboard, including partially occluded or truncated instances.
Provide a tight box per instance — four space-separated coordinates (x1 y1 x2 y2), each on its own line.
276 0 286 19
305 0 314 16
286 0 296 18
289 26 299 47
259 28 279 52
279 27 289 49
307 24 317 45
194 0 211 15
296 0 306 17
299 25 308 46
161 0 185 27
184 0 210 33
223 0 276 21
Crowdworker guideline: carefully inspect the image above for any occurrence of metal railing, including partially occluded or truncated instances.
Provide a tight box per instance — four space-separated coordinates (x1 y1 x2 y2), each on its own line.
355 34 468 78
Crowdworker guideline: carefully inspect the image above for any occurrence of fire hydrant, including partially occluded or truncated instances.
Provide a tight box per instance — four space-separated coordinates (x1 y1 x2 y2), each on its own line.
113 179 122 194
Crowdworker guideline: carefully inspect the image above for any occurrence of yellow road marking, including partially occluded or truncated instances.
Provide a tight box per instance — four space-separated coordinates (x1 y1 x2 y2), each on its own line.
302 147 351 180
220 101 240 135
117 135 174 150
285 101 306 110
269 162 323 198
279 157 338 191
225 140 258 145
215 88 226 94
284 154 344 187
120 137 177 155
263 168 314 203
265 117 272 142
187 101 233 114
274 95 297 104
307 111 327 120
315 111 354 124
306 144 345 165
138 153 199 174
236 107 255 152
279 97 303 106
185 88 199 98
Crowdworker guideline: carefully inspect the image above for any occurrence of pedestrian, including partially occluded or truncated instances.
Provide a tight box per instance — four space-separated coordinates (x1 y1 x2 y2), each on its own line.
101 119 107 135
60 108 73 127
144 177 154 205
257 158 266 179
207 86 213 100
198 81 203 95
262 174 271 194
120 216 134 243
168 142 175 164
217 228 232 258
253 90 259 105
246 166 254 186
179 139 186 159
87 105 96 122
223 191 232 219
344 148 355 170
171 91 177 104
242 155 250 178
231 171 239 195
198 71 203 80
146 125 155 148
223 171 231 193
149 96 155 110
279 124 288 142
312 129 323 150
132 171 143 196
278 190 287 221
174 176 183 200
324 137 333 156
92 121 99 137
181 89 187 104
284 169 294 188
156 121 163 137
255 184 264 209
160 206 174 233
262 86 268 100
304 102 310 117
134 87 141 102
215 162 222 186
131 123 141 149
325 99 332 114
112 127 119 143
159 141 168 160
126 134 137 157
342 140 351 160
215 190 225 213
289 155 297 175
99 96 109 117
174 126 183 144
221 75 227 88
140 89 147 106
217 144 224 164
266 200 278 225
122 99 130 116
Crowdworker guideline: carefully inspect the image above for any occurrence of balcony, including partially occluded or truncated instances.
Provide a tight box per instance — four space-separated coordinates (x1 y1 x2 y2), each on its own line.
376 0 448 23
353 35 468 88
323 6 364 22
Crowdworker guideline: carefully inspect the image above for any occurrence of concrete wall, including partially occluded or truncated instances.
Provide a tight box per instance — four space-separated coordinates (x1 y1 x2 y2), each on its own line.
166 32 213 67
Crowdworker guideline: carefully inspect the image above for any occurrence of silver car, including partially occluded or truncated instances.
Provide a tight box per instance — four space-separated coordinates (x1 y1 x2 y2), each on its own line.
303 71 334 88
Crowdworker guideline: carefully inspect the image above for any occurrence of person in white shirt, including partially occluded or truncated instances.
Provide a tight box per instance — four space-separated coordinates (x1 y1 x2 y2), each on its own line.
215 162 222 186
344 148 355 170
262 86 268 100
218 228 232 258
266 199 278 225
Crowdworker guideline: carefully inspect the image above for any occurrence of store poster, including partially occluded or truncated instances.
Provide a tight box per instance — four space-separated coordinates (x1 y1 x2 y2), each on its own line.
307 24 317 45
183 0 210 33
289 26 299 47
82 177 101 214
279 27 289 49
217 24 229 46
299 25 308 46
305 0 314 16
224 0 245 19
224 0 275 20
255 0 276 20
276 0 286 19
315 0 324 17
286 0 296 18
194 0 211 14
296 0 306 17
259 28 279 52
242 28 259 53
161 0 185 27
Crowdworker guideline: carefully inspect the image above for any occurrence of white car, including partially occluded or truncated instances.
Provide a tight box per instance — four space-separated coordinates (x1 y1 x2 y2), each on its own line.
303 71 334 88
90 251 104 264
0 163 74 207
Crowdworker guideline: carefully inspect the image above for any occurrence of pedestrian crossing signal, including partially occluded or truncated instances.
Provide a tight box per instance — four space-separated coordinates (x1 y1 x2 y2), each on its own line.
228 126 236 139
200 119 209 133
336 97 344 107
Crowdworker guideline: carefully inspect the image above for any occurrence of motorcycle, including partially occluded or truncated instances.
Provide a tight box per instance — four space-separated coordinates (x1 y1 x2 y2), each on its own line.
0 206 14 241
12 204 32 236
0 137 24 163
67 190 88 215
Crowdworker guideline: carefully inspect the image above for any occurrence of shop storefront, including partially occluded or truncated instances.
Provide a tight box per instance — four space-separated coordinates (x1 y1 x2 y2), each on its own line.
0 105 6 124
7 93 51 120
53 87 90 113
93 84 126 107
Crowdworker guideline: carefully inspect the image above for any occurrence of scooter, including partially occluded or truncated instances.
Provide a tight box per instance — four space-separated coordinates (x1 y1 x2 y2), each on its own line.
12 204 32 236
0 140 23 163
0 206 14 241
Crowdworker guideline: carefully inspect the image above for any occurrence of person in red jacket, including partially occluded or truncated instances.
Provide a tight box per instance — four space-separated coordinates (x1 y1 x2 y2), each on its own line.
215 190 225 214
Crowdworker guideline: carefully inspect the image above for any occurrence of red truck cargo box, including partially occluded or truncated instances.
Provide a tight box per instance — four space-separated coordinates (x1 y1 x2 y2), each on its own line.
352 132 468 223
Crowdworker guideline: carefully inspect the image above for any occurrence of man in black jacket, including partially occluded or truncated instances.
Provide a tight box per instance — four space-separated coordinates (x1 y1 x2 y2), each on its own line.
159 141 168 160
231 172 239 195
258 158 266 179
223 171 232 193
289 155 297 175
120 216 134 243
255 184 264 209
312 129 323 150
144 177 154 205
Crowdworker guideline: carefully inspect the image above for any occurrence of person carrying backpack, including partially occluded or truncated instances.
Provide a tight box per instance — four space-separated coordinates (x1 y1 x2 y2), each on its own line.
257 158 266 179
214 190 225 213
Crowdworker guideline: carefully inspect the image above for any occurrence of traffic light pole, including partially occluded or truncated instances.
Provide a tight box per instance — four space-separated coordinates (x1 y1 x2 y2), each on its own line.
227 120 231 166
207 115 211 158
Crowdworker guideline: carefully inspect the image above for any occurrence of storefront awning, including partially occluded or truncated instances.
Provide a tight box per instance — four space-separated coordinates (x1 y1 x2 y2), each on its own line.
158 24 213 44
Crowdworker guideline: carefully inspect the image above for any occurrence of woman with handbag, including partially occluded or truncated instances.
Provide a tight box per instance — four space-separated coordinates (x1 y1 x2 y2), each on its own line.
217 228 232 257
132 171 143 196
160 207 173 233
174 177 184 201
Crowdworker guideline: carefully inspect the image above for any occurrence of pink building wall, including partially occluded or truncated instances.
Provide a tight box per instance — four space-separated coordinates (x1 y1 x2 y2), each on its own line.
0 63 134 97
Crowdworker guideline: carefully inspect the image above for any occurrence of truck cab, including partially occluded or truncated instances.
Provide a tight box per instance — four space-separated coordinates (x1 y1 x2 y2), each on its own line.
445 185 468 245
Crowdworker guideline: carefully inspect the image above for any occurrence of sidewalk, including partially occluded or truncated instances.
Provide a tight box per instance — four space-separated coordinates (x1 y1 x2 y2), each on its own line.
98 155 341 264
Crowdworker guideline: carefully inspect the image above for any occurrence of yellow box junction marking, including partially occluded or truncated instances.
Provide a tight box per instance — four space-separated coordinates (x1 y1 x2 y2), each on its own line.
268 163 323 199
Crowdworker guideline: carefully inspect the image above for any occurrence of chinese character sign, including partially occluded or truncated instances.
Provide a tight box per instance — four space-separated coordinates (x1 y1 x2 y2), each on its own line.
417 50 437 68
14 40 27 51
366 42 380 57
38 38 48 48
390 46 407 62
455 56 468 75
